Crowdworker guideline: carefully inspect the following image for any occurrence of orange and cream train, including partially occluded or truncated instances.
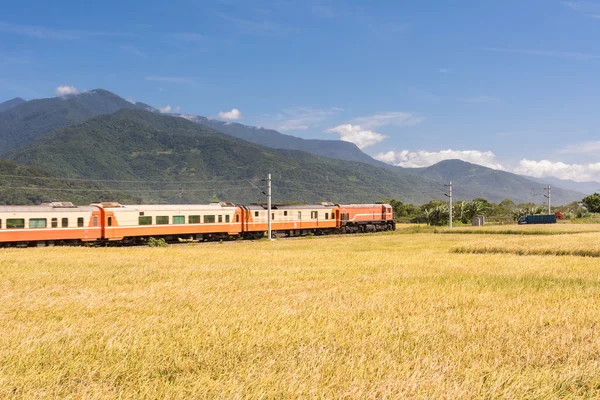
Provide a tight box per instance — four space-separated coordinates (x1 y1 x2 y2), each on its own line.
0 201 395 247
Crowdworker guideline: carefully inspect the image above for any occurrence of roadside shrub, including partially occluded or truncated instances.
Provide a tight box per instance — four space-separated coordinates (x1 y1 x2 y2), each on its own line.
147 237 168 247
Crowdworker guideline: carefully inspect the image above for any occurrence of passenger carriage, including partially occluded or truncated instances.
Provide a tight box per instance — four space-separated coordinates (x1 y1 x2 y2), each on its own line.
0 202 102 247
241 203 339 238
97 202 242 243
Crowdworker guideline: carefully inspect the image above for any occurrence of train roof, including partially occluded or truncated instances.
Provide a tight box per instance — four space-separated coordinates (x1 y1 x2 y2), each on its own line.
339 204 391 207
0 202 97 212
107 203 238 211
244 203 337 210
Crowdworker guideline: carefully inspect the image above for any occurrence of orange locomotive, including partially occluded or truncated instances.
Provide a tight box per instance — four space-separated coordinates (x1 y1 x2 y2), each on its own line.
0 201 395 247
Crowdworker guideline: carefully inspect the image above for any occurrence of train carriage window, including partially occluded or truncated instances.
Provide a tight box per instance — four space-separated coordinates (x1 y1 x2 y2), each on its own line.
284 211 288 216
156 216 169 225
51 218 58 228
325 213 329 220
225 215 230 223
272 213 275 220
77 217 84 227
93 217 98 227
139 216 152 225
218 215 223 223
107 217 112 227
255 211 259 217
62 218 68 228
29 218 46 229
235 215 239 222
0 219 2 229
311 211 318 219
298 211 301 220
7 219 25 229
189 215 200 224
204 215 215 223
173 216 185 224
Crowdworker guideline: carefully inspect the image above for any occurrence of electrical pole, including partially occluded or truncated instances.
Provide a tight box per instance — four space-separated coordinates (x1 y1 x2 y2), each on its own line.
267 173 272 240
544 185 551 215
445 181 453 228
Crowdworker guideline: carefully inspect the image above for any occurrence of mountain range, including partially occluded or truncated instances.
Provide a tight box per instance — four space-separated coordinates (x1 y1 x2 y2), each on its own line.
0 97 26 113
0 89 590 205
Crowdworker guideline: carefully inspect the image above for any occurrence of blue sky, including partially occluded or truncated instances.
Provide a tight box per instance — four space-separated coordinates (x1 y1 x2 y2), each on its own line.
1 0 600 181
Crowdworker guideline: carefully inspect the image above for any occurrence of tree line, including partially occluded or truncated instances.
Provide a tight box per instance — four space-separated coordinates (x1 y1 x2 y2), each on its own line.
386 196 598 226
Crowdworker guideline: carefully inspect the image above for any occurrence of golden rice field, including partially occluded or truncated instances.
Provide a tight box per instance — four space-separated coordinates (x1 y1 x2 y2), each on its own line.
2 226 600 399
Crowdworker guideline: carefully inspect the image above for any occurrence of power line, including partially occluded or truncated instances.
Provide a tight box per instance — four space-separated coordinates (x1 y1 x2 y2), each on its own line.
0 174 259 184
0 185 264 193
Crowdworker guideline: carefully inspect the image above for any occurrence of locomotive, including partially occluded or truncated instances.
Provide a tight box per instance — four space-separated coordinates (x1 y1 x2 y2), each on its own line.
0 201 395 247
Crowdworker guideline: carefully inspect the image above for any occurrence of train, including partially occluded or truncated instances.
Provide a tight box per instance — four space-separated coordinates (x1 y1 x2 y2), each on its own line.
0 201 395 247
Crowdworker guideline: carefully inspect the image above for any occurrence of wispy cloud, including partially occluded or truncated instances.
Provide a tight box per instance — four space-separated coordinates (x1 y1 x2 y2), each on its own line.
312 5 335 18
0 53 36 65
215 12 279 35
120 45 147 58
261 107 343 131
352 111 425 130
560 1 600 18
0 21 77 40
561 140 600 154
480 47 600 60
164 32 205 41
0 21 133 40
461 95 499 103
439 68 450 74
145 76 196 84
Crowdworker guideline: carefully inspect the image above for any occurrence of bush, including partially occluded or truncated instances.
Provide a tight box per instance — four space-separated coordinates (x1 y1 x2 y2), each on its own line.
147 237 168 247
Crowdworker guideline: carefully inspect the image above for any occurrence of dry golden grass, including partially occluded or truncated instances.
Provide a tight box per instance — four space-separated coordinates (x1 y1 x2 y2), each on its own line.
2 228 600 398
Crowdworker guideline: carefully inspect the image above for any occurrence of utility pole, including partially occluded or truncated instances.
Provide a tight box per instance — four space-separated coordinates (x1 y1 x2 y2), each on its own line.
267 173 272 240
445 181 453 228
544 185 551 215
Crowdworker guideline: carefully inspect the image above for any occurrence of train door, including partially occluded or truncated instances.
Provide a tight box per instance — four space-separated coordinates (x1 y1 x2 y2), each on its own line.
104 211 115 239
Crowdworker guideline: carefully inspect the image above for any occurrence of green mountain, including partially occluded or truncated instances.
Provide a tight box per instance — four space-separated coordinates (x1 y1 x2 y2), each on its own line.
0 89 149 154
412 159 584 204
0 97 26 113
175 114 397 170
0 159 139 205
7 109 437 204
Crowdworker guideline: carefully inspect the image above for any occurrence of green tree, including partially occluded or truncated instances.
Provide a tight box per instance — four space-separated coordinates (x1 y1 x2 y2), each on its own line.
582 193 600 213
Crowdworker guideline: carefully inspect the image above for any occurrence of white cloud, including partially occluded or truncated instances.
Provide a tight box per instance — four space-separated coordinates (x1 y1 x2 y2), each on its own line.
514 159 600 182
374 149 504 169
218 108 241 121
325 124 387 149
54 85 78 96
439 68 450 73
159 105 172 113
352 111 424 130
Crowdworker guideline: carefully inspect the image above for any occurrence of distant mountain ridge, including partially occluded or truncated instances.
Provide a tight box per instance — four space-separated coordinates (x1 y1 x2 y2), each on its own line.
0 88 587 205
174 113 396 169
0 97 26 113
410 160 584 204
0 89 151 154
6 108 438 204
525 176 599 196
